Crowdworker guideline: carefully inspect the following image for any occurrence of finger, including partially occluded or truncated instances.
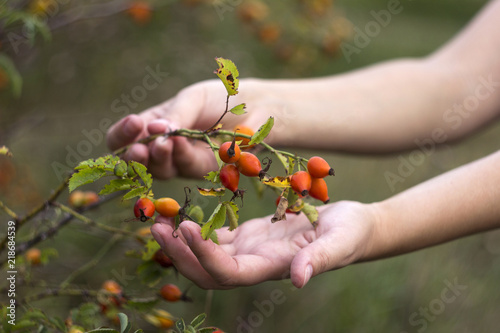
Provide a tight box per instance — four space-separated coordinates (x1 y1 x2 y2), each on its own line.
150 222 219 289
180 222 276 287
147 118 180 135
290 232 355 289
147 136 176 180
172 137 219 178
123 143 150 165
106 115 145 150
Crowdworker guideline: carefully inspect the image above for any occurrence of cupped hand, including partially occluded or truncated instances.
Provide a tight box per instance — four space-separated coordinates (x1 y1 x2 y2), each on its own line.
106 78 271 179
150 200 380 289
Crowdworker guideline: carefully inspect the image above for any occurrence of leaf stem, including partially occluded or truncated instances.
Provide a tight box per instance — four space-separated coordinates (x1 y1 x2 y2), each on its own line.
204 95 230 133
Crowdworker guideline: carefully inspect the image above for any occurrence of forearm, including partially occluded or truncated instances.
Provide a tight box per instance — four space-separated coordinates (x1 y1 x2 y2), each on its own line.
366 149 500 260
256 0 500 153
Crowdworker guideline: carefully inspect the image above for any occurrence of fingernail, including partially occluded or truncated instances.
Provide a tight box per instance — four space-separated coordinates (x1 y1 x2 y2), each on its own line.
181 225 193 246
151 228 165 249
303 265 313 286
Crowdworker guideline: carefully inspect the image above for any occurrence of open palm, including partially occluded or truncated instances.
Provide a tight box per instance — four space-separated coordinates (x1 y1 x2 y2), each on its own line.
151 201 378 289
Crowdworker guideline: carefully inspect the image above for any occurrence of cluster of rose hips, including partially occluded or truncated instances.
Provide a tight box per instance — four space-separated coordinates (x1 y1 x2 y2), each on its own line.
290 156 335 204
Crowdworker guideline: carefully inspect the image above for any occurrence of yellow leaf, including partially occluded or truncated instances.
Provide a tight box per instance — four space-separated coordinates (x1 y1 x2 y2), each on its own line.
262 176 290 188
197 186 226 197
214 57 239 96
0 145 12 157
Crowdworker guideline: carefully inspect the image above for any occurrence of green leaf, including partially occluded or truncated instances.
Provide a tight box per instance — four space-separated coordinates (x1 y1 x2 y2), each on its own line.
99 178 139 196
224 202 239 231
187 205 204 223
136 260 166 287
142 238 161 261
185 327 197 333
248 116 274 146
70 303 101 329
176 318 186 331
68 168 107 192
209 231 219 245
0 54 22 97
129 161 152 188
301 203 319 227
48 316 66 331
229 103 246 115
204 171 220 184
125 298 159 312
114 160 128 177
118 313 130 333
190 313 207 329
201 203 226 241
274 151 289 173
122 186 149 201
214 57 239 96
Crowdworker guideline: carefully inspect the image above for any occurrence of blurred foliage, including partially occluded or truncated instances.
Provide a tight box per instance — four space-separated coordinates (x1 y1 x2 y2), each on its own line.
1 0 500 332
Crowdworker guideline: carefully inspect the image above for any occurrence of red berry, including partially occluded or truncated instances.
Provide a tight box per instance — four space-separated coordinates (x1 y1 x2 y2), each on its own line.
234 125 255 148
153 249 174 268
134 197 155 222
155 197 180 218
102 280 122 295
236 152 262 177
25 248 41 265
219 141 241 163
309 178 330 204
290 171 312 196
307 156 334 178
220 164 240 193
160 284 183 302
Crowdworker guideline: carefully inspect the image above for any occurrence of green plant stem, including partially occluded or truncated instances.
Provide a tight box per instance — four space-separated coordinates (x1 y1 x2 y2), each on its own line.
22 288 99 304
0 200 18 220
59 234 121 289
52 202 139 238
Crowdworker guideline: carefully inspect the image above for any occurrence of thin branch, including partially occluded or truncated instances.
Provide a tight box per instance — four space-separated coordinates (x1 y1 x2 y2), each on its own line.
0 200 18 220
51 201 140 239
204 95 231 133
59 234 121 289
21 287 99 305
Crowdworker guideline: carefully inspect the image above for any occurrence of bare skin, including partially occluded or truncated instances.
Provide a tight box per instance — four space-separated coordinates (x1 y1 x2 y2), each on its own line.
107 0 500 289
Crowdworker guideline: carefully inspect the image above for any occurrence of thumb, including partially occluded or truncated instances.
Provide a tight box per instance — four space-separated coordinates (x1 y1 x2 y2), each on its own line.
290 235 356 288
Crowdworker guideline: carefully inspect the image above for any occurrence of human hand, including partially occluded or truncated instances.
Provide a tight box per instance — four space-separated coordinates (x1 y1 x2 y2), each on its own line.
150 200 380 289
105 78 271 179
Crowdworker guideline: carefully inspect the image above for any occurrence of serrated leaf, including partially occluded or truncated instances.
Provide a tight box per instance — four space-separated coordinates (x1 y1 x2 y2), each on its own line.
248 116 274 146
118 313 130 333
0 145 12 157
122 187 149 201
114 160 128 177
204 171 219 183
262 176 290 188
229 103 246 115
201 203 226 241
224 202 239 231
190 313 207 328
142 238 161 261
100 178 139 196
214 57 239 96
197 186 226 197
302 203 319 227
187 205 204 223
176 318 186 331
68 168 107 192
129 161 152 188
274 152 289 173
209 231 219 245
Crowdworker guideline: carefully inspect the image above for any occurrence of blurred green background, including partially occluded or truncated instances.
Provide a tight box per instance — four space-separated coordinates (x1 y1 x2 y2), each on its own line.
2 0 500 332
